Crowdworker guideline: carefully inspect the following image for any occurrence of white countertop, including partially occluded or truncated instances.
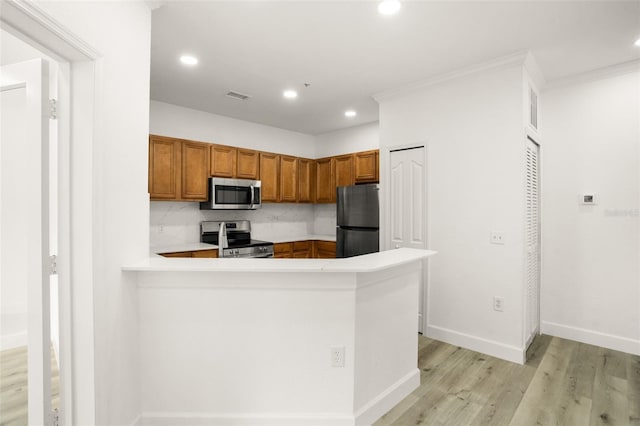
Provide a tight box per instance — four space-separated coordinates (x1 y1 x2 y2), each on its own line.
124 248 436 273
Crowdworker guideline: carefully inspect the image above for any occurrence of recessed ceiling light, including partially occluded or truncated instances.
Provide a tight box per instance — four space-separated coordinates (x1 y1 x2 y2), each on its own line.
345 110 357 118
378 0 401 15
635 38 640 47
283 90 298 99
180 55 198 66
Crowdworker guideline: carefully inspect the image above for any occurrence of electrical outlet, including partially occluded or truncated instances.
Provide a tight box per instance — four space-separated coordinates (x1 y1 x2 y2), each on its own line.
493 296 505 312
490 232 505 245
331 346 345 367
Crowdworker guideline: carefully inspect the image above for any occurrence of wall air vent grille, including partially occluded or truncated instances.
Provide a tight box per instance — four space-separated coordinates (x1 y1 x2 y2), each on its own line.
226 91 251 101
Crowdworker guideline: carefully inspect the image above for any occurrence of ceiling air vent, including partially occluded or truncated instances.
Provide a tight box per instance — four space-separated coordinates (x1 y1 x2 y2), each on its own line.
226 91 251 101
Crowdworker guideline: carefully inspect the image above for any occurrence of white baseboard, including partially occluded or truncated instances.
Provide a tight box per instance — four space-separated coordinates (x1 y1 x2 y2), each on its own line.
354 369 420 426
426 324 525 364
136 412 354 426
135 370 420 426
541 321 640 356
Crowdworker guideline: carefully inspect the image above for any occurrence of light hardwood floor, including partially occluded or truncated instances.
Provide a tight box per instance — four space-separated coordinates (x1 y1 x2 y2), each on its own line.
376 335 640 426
0 345 59 426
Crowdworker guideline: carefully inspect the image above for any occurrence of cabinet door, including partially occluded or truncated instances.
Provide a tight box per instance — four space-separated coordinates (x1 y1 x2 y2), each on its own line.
192 249 218 258
260 152 280 202
354 150 379 183
335 154 354 188
149 135 179 200
160 251 193 258
293 241 312 258
210 144 237 178
280 155 298 202
314 240 336 259
181 141 210 200
297 158 315 203
274 242 293 258
315 158 335 203
237 148 260 179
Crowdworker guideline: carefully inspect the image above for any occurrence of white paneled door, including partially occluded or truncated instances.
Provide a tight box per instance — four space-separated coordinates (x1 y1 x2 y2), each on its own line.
525 137 541 349
389 146 427 332
1 59 52 425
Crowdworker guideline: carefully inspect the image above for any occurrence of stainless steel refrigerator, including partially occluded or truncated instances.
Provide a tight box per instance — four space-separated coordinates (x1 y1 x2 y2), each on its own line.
336 184 379 258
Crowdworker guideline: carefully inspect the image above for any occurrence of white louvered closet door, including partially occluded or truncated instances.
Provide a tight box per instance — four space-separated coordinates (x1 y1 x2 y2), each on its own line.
525 138 540 347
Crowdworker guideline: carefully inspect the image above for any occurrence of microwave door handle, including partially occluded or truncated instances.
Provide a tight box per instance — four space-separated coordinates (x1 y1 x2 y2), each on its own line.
250 185 255 206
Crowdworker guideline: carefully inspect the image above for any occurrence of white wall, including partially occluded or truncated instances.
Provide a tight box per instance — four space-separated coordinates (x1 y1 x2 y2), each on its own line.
377 64 528 362
34 2 152 425
314 121 379 158
541 66 640 355
151 100 316 158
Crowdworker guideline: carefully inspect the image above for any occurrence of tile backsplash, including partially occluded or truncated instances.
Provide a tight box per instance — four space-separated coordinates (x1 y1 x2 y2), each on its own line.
150 201 336 247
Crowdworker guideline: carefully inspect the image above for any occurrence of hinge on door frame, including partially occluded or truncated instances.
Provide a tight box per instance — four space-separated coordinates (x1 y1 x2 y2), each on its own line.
49 98 57 120
50 254 58 275
52 408 60 426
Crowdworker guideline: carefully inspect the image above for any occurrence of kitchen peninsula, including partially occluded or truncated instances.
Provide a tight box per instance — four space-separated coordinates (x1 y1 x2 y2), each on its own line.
123 248 435 426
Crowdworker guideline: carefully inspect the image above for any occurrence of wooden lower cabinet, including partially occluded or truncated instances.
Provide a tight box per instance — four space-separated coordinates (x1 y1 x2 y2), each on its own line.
159 251 192 258
274 242 293 258
314 240 337 259
192 249 219 258
293 241 313 258
160 249 218 258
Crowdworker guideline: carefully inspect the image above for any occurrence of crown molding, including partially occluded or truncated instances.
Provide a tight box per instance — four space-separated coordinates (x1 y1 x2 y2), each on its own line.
372 50 530 103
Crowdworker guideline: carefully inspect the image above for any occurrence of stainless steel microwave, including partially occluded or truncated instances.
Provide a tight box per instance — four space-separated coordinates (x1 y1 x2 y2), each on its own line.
199 177 262 210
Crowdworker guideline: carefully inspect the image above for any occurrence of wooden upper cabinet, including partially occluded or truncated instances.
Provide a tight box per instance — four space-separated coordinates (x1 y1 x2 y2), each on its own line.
149 135 179 200
297 158 315 203
181 141 210 200
315 157 336 203
354 150 379 183
210 144 237 178
237 148 260 180
335 154 354 188
279 155 298 202
260 152 280 202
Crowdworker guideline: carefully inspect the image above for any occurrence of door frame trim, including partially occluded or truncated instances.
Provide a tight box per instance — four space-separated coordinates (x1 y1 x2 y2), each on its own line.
1 2 100 424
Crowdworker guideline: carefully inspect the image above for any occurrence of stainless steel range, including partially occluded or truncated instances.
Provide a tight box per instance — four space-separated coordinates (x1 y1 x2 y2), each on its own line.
200 220 274 258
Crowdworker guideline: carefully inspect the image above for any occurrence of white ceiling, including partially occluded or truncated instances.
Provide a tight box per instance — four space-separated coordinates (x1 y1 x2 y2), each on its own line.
150 1 640 135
